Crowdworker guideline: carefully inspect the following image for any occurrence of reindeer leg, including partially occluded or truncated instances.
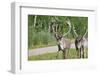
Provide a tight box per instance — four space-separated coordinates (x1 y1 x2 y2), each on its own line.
67 49 69 59
86 48 88 58
56 51 60 58
82 46 84 58
76 49 79 58
80 45 84 58
56 45 61 58
82 51 84 58
76 48 80 58
80 48 81 58
75 46 79 58
63 50 66 59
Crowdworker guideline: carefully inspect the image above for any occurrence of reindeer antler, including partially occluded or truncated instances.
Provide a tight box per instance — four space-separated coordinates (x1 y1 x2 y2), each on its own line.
63 18 71 37
72 23 78 37
83 28 88 38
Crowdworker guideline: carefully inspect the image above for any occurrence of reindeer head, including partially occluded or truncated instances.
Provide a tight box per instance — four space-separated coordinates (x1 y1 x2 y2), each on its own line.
51 18 72 41
54 32 63 41
50 20 61 40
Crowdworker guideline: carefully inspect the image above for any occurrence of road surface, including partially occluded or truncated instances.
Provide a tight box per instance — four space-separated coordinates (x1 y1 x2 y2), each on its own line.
28 44 75 57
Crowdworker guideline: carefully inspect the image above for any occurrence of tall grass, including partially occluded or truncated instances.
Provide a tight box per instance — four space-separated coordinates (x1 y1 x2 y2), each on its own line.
28 31 56 49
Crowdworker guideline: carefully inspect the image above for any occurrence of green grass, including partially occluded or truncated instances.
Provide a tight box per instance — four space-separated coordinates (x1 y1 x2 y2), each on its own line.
28 49 88 61
29 43 56 51
28 39 75 51
28 31 57 49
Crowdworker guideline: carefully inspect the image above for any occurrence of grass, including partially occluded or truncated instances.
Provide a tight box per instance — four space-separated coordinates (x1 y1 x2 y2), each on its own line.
28 39 75 51
29 43 56 51
28 31 57 49
28 49 88 61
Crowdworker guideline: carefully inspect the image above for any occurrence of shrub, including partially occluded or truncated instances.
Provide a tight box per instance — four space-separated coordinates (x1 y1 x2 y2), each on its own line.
28 31 56 49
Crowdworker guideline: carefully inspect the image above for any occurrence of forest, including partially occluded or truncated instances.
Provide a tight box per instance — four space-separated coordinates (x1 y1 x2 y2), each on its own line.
28 15 88 49
28 15 88 60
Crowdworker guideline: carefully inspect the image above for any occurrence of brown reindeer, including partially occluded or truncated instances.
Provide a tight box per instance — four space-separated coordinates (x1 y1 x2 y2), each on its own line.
72 22 88 58
51 19 71 59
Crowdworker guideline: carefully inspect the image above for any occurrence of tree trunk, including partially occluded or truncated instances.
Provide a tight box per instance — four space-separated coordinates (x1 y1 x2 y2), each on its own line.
33 15 37 27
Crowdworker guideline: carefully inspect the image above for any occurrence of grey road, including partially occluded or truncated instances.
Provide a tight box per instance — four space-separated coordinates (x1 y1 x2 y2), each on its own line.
28 44 75 57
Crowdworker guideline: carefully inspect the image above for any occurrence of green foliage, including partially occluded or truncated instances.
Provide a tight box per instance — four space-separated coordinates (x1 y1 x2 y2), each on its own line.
29 31 56 49
28 15 88 49
68 16 88 37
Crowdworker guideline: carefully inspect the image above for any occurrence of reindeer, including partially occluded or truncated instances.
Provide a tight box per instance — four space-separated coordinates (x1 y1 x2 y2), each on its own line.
51 19 71 59
71 21 88 58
